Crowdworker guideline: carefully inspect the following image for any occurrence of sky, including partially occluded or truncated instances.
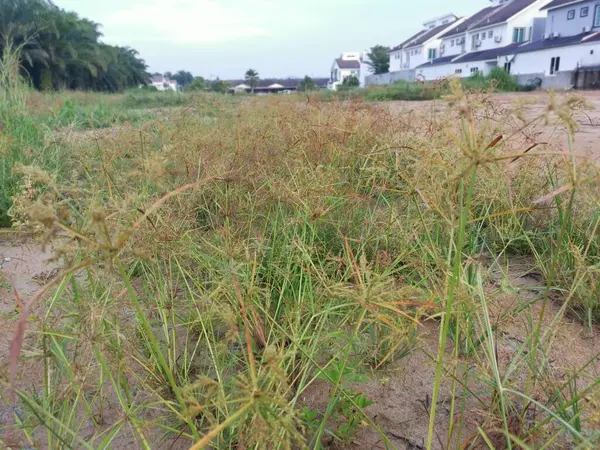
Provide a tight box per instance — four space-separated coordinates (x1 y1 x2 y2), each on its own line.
54 0 484 80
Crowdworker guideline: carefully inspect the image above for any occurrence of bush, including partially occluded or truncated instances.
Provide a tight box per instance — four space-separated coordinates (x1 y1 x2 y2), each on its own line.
364 81 443 101
487 67 519 91
461 68 524 92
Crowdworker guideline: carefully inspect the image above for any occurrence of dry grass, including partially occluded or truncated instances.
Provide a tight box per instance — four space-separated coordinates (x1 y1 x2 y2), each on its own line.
1 82 600 449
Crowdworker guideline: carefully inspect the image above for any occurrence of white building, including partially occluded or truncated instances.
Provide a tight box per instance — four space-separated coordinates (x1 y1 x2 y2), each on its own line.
389 14 462 72
415 0 551 80
508 0 600 77
149 75 178 91
329 52 363 89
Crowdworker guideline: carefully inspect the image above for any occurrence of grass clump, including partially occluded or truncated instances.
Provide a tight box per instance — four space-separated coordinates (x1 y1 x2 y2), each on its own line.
364 80 443 101
1 71 600 450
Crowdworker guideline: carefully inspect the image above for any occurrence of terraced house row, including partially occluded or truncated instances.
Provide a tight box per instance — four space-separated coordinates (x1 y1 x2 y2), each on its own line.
367 0 600 89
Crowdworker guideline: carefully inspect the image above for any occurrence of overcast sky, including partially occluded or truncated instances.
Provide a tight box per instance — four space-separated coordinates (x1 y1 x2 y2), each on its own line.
54 0 484 80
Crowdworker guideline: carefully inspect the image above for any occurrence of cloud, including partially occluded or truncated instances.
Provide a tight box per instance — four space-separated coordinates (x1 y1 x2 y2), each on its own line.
106 0 267 44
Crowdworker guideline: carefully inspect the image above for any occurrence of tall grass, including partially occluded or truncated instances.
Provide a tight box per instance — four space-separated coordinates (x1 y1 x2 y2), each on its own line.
2 78 600 450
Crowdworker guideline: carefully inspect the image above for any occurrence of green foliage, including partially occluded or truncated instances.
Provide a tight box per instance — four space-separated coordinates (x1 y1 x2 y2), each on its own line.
122 90 189 108
461 68 532 92
364 80 442 101
297 75 316 91
245 68 259 92
342 75 360 88
186 76 206 91
170 70 194 87
488 67 519 91
210 78 230 93
366 45 390 74
0 0 148 92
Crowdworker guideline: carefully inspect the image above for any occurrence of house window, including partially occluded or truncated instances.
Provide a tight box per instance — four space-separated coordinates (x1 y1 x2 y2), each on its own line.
512 27 525 43
470 67 479 73
488 30 493 38
595 5 600 27
455 68 462 74
550 56 560 74
581 7 589 17
482 32 486 40
428 48 437 60
567 9 575 20
504 62 511 74
592 49 595 54
471 33 480 50
451 39 454 46
528 27 532 41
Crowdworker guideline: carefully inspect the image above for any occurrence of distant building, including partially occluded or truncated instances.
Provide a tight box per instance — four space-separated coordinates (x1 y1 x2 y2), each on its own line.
149 75 178 91
225 77 330 93
389 14 462 72
328 52 363 89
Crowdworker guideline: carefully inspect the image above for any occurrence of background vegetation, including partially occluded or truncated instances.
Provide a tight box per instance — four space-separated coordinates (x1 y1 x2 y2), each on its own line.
1 0 148 92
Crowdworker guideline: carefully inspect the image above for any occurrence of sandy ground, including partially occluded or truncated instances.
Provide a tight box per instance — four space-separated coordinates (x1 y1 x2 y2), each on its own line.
384 90 600 161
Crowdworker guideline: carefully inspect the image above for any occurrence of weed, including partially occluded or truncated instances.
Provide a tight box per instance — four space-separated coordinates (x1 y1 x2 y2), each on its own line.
1 65 600 450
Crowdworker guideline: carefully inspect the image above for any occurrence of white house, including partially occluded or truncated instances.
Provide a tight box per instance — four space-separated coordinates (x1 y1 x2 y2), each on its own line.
149 75 178 91
416 0 551 80
508 0 600 77
329 52 363 89
543 0 600 37
389 14 461 71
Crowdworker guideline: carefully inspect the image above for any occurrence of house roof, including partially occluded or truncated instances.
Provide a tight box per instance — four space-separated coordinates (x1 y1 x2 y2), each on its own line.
391 29 428 51
470 0 538 31
224 77 330 89
335 58 361 69
403 21 460 49
151 75 167 83
540 0 586 10
415 55 458 69
451 43 521 63
440 6 498 38
512 32 600 53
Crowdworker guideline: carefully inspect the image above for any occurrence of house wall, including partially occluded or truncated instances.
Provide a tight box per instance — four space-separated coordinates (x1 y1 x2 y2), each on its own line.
403 45 426 70
510 41 600 74
364 70 415 86
467 24 508 52
532 17 547 41
441 33 467 57
417 62 465 80
339 67 360 81
151 81 177 91
389 50 404 72
506 0 549 43
546 1 596 37
418 59 497 80
466 0 549 52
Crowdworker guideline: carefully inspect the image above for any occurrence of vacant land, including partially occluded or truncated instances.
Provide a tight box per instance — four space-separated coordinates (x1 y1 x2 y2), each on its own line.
1 87 600 450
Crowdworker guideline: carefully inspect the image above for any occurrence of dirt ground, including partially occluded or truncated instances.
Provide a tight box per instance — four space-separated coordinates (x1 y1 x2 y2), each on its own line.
2 92 600 449
385 90 600 161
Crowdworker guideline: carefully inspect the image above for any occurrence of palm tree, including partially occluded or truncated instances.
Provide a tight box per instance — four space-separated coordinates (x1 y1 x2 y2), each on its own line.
245 68 259 93
0 0 148 91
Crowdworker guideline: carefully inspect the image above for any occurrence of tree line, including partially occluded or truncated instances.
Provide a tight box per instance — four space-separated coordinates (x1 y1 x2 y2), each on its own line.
1 0 148 92
155 68 320 93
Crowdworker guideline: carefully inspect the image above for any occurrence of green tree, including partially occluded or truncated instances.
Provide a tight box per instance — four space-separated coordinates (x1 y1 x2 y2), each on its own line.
244 68 259 93
186 76 205 91
210 78 229 93
298 75 316 91
0 0 148 92
342 75 360 88
365 45 390 74
171 70 194 87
